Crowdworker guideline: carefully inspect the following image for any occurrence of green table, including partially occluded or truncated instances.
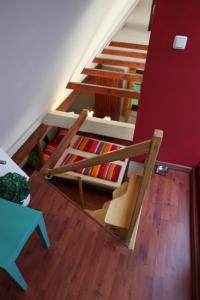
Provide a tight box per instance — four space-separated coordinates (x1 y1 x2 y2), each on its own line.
0 198 50 290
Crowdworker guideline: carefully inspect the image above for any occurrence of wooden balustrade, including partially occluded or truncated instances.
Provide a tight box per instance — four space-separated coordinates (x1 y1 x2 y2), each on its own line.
45 139 152 177
41 109 88 173
126 129 163 248
44 129 163 250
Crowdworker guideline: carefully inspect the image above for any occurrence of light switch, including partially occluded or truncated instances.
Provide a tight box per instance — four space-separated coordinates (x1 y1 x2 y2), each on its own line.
173 36 188 50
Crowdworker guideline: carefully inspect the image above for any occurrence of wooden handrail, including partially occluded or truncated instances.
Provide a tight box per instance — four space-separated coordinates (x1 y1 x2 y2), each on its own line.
126 129 163 248
46 139 152 177
42 109 88 173
45 128 163 251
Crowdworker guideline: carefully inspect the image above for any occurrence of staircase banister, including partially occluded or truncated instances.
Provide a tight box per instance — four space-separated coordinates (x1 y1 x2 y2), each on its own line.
46 139 152 177
42 109 88 174
126 129 163 248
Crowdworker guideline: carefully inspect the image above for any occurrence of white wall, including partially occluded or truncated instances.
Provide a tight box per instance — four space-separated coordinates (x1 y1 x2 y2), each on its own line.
0 0 139 155
69 93 95 114
113 0 153 44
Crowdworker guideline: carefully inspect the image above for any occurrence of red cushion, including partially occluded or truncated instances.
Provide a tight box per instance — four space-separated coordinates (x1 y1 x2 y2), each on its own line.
43 140 58 161
56 128 68 144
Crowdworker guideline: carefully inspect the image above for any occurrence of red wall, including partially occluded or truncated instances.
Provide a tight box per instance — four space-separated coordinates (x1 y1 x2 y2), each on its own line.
133 0 200 167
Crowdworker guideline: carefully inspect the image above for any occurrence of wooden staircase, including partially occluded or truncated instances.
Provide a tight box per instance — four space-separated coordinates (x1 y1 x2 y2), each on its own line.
39 109 163 249
66 40 148 122
12 41 152 250
12 41 149 166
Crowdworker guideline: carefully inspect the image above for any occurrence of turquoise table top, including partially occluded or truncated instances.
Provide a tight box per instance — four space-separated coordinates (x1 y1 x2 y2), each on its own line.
0 198 42 266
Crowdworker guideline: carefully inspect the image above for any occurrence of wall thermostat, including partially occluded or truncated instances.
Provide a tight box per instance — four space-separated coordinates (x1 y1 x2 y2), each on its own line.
173 35 188 50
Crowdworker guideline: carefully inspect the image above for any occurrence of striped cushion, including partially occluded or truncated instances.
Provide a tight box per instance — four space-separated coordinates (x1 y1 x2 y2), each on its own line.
56 128 68 143
61 154 122 182
43 140 58 161
73 136 121 154
43 128 68 161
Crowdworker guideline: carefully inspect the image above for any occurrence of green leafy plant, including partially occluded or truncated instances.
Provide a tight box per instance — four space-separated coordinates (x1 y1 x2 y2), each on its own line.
0 172 30 204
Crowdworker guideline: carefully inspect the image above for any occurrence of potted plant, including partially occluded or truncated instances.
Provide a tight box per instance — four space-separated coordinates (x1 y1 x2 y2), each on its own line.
0 172 30 206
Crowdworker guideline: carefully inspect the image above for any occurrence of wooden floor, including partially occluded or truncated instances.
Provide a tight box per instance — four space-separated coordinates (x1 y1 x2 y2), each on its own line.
0 169 191 300
52 176 112 210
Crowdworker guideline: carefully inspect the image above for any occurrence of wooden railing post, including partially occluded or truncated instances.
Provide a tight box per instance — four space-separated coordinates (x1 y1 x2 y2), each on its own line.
42 109 88 174
126 129 163 249
45 140 152 177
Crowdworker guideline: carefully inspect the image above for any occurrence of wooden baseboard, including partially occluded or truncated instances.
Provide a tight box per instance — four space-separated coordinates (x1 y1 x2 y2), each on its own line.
190 165 200 300
157 160 192 173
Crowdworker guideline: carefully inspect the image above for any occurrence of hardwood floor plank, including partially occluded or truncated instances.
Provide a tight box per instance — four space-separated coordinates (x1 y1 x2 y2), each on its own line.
0 169 191 300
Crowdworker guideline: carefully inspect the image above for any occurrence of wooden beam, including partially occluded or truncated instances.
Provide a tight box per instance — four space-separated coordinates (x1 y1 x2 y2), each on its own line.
66 82 140 99
82 68 143 82
102 48 147 59
46 139 152 177
42 109 88 173
93 57 145 69
110 41 148 51
43 110 135 141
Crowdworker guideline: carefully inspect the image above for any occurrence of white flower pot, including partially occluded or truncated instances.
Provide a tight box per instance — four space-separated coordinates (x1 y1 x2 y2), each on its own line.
22 194 31 206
